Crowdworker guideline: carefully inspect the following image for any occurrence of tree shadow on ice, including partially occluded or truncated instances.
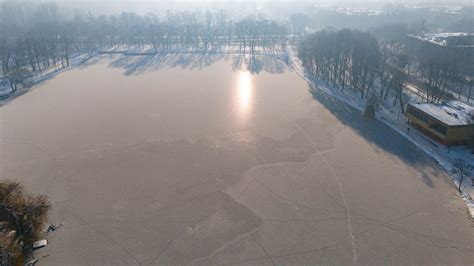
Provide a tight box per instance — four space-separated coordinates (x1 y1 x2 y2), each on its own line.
106 51 291 76
231 53 290 74
76 55 103 70
308 85 440 188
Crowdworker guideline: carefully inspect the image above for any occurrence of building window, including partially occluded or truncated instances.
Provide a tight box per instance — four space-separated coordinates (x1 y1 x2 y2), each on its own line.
429 123 447 136
408 107 429 123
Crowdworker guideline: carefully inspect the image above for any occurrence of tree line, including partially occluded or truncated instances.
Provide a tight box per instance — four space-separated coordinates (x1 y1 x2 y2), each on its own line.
0 3 290 93
405 36 474 103
370 23 473 103
298 29 411 112
298 28 474 114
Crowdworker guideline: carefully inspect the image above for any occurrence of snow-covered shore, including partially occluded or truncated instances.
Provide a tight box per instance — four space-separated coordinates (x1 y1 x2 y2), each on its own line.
1 46 286 104
286 48 474 219
0 53 93 105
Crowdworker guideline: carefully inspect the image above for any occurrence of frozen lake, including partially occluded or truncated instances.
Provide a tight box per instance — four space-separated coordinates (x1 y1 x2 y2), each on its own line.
1 54 473 264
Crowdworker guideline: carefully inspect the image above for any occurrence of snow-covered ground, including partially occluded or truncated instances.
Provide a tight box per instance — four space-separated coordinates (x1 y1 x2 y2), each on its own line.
286 47 474 218
0 53 93 105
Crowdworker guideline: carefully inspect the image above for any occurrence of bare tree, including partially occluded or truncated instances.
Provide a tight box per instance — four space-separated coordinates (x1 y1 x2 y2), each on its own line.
5 68 31 93
453 159 467 192
298 29 381 98
390 70 408 113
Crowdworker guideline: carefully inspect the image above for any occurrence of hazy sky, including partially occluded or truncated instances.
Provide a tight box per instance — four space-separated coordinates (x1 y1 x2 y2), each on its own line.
1 0 471 2
1 0 470 17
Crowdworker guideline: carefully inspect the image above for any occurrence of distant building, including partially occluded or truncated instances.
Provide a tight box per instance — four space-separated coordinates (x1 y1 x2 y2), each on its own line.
408 33 474 48
406 100 474 146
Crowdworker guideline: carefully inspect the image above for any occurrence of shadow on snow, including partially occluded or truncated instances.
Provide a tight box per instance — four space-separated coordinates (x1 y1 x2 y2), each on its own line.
308 82 442 188
105 51 291 76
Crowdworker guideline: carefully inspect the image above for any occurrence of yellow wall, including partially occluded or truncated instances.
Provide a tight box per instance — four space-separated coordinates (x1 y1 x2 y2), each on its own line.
446 126 474 142
407 111 474 144
406 112 447 140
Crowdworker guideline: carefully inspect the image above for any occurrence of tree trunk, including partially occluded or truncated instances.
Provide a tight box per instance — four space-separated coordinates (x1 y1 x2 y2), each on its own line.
468 85 472 103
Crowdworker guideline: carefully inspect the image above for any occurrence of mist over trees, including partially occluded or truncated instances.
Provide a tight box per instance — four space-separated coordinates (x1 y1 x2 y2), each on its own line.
299 29 380 97
298 29 413 112
298 21 473 115
404 36 474 103
0 2 289 85
1 1 472 106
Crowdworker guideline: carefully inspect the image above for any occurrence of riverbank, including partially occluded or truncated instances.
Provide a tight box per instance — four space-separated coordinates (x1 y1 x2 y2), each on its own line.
0 46 288 106
286 48 474 219
0 53 93 106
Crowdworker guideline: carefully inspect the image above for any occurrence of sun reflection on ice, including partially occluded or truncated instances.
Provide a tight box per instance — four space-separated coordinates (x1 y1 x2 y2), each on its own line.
237 71 253 117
